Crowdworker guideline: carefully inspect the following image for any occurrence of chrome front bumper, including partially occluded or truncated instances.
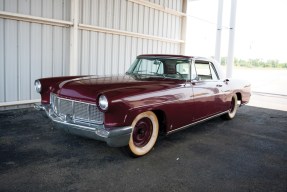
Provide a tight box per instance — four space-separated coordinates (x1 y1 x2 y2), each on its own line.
34 103 132 147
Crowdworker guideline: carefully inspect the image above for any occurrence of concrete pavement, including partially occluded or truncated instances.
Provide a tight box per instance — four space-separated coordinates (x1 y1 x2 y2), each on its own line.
0 103 286 192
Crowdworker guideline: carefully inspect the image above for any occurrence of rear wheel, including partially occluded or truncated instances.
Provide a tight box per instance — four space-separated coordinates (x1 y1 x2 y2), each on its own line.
126 111 159 157
222 94 238 120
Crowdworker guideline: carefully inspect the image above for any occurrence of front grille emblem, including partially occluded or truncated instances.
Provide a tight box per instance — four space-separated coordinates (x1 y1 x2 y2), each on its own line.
64 114 73 122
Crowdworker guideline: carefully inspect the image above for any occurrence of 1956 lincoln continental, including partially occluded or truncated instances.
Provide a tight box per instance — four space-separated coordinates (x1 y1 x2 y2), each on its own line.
34 54 251 157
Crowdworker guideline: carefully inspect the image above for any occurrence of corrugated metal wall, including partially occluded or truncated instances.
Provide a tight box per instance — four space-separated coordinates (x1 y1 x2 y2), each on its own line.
0 0 184 108
0 0 70 105
78 0 182 76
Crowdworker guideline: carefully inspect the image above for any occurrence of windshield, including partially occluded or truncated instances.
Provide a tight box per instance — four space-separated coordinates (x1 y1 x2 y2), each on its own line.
127 58 191 80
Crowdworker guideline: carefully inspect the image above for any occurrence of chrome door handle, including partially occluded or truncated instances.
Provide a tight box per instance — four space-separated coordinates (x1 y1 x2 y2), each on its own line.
216 84 222 87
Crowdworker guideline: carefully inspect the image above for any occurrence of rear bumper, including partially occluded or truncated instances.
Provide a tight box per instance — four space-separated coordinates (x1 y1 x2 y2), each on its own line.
34 103 132 147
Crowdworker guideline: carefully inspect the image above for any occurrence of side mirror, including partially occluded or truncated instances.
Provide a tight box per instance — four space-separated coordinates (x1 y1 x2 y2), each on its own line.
224 79 229 83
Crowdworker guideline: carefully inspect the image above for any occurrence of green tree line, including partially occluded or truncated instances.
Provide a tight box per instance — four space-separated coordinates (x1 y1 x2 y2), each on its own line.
220 57 287 68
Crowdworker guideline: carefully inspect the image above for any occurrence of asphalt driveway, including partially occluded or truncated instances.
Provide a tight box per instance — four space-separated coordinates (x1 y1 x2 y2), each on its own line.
0 105 286 192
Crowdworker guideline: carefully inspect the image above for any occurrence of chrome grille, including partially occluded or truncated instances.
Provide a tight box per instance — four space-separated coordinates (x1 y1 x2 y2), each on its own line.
90 105 104 123
50 93 104 125
74 101 88 120
59 99 73 116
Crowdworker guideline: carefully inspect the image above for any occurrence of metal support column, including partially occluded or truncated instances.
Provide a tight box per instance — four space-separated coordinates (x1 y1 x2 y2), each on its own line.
69 0 79 75
226 0 237 78
214 0 224 64
180 0 188 55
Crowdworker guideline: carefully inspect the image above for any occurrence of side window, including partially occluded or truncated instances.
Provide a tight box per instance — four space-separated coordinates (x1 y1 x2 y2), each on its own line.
210 63 219 80
194 61 218 81
194 62 213 80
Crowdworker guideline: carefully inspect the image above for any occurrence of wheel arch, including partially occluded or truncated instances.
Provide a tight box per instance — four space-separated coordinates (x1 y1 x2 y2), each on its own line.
152 109 167 134
124 107 167 132
235 92 242 104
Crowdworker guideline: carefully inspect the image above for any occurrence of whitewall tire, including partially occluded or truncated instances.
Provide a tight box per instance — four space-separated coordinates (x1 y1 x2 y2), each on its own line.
127 111 159 157
222 94 238 120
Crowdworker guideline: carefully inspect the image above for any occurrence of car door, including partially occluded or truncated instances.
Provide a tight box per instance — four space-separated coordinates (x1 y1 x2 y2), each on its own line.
191 60 226 120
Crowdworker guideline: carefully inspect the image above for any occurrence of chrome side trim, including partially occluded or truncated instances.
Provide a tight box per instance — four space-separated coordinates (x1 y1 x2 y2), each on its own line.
166 110 228 135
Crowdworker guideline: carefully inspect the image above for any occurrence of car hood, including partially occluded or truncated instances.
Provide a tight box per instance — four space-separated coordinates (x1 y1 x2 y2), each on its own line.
57 75 183 102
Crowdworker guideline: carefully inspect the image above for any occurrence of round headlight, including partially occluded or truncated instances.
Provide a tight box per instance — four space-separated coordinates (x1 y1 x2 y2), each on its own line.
99 95 108 110
34 80 42 93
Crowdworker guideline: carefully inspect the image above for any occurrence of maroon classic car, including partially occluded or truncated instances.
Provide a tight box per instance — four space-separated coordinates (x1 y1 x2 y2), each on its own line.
34 54 251 157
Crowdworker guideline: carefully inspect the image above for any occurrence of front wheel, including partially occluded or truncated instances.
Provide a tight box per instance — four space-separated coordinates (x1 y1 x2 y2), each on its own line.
222 94 238 120
126 111 159 157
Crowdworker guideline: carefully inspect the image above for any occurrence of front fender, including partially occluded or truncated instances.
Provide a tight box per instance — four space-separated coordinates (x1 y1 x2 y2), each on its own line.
37 76 87 104
103 87 185 129
104 100 165 129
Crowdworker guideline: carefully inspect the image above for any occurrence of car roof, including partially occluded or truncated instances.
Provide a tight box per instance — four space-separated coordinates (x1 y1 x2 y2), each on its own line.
137 54 194 59
137 54 224 79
